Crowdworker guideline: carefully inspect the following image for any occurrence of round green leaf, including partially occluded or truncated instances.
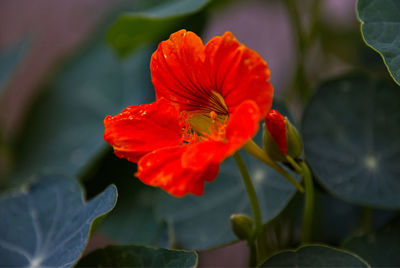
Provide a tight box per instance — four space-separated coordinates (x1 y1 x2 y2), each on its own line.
302 74 400 208
77 245 197 268
99 176 163 245
357 0 400 85
82 152 164 245
343 218 400 267
0 175 117 267
260 245 370 267
156 123 298 250
312 189 395 244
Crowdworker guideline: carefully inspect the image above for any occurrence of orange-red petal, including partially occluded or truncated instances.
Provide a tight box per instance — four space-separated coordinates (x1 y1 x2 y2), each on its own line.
136 146 219 197
265 109 287 155
150 30 273 118
204 32 273 119
104 98 182 162
151 30 211 113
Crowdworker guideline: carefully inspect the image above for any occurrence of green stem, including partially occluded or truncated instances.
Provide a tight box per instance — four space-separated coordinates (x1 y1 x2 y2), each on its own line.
247 240 257 267
361 207 372 234
301 161 314 243
285 0 306 53
286 155 302 174
283 0 311 103
310 0 322 41
243 140 304 192
233 152 267 265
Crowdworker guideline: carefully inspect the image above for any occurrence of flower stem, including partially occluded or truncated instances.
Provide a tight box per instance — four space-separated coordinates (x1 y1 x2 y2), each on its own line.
233 152 267 265
243 140 304 192
300 161 314 243
286 155 302 174
360 207 372 234
247 240 257 267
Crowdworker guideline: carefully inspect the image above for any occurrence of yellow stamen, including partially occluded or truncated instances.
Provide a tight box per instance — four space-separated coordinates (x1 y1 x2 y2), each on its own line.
210 111 217 121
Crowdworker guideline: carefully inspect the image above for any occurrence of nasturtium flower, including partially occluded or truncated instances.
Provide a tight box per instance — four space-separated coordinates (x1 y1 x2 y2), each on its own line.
264 109 303 162
104 30 273 197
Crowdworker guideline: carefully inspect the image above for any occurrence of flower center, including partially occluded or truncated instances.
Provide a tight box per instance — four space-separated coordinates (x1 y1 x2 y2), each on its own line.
183 91 229 143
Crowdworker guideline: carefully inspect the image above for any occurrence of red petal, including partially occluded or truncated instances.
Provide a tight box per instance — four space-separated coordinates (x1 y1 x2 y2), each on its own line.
104 98 182 162
205 32 273 119
265 109 287 155
151 30 273 118
151 30 211 112
136 146 219 197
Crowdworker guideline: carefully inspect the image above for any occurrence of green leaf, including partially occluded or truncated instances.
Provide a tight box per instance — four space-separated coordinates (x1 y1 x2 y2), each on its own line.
0 174 117 267
81 151 164 245
99 174 163 245
302 74 400 208
260 245 370 267
0 38 29 95
343 218 400 267
8 36 154 187
77 245 197 268
156 123 298 250
107 0 211 56
357 0 400 85
312 190 395 244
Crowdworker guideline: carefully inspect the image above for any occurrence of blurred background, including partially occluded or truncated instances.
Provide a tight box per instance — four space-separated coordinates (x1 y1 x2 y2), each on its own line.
0 0 362 137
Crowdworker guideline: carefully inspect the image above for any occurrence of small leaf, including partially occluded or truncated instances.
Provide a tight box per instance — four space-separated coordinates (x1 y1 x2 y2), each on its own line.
343 218 400 267
77 245 197 268
156 122 298 250
302 74 400 208
260 245 370 267
0 175 117 267
107 0 211 56
357 0 400 85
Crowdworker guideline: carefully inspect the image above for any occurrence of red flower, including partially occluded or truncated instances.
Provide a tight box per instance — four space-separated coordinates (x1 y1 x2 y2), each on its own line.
264 109 288 155
104 30 273 197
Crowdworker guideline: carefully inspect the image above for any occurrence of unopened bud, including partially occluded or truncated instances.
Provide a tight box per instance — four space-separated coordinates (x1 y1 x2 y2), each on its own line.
230 214 254 240
263 109 303 162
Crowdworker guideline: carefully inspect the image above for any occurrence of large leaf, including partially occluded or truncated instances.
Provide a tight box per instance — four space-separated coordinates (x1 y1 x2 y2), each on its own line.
0 175 117 267
312 190 394 244
156 122 299 250
343 217 400 267
9 36 154 187
357 0 400 85
0 38 29 95
107 0 211 56
77 245 197 267
81 151 164 245
260 245 370 267
302 74 400 208
99 169 163 245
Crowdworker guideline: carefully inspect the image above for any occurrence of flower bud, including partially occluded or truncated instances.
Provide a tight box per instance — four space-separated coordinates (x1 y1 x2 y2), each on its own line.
263 109 303 162
230 214 254 241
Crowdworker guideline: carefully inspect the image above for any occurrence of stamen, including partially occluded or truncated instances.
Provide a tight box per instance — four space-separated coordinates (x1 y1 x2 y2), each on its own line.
210 111 217 121
180 112 199 144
